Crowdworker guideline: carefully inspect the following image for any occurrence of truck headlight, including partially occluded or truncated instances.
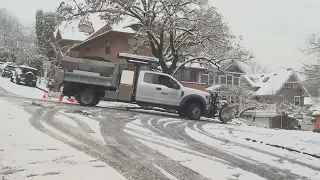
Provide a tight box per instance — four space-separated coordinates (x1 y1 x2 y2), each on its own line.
205 95 210 104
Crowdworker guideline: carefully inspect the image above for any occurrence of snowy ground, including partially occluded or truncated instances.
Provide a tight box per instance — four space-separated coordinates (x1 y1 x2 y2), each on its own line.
1 76 320 180
0 99 127 180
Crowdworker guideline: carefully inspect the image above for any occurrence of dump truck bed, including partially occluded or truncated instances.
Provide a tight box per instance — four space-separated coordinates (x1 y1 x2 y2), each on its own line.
60 56 116 77
51 56 127 91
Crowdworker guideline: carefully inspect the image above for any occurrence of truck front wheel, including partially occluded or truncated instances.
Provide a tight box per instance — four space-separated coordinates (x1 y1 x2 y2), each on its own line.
187 103 202 120
178 110 187 118
77 89 98 106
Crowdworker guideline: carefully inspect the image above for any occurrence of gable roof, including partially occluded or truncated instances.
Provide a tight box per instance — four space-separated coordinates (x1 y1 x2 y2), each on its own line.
55 14 108 42
242 69 310 96
218 60 250 74
235 61 254 74
70 20 136 50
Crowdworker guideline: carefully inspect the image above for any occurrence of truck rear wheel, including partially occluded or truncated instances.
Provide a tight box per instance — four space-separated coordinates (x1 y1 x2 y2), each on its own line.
77 89 98 106
187 103 202 120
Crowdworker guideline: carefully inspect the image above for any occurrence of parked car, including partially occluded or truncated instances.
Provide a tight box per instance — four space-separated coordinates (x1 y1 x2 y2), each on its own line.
0 62 17 78
11 65 39 87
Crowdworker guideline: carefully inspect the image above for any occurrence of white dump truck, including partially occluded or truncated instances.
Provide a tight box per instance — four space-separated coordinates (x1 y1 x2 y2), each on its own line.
50 53 235 121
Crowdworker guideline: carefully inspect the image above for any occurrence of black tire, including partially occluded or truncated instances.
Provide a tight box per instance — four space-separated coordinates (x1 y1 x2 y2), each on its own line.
77 88 98 106
16 78 20 85
178 110 187 118
187 103 202 120
26 81 32 87
91 98 100 106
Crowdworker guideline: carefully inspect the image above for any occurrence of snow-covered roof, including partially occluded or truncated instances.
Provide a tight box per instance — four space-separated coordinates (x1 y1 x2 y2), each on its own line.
56 14 108 41
242 69 308 96
235 61 253 74
304 97 313 106
296 72 306 81
18 65 38 71
205 85 222 92
166 61 208 70
241 75 260 87
118 53 159 63
1 62 17 69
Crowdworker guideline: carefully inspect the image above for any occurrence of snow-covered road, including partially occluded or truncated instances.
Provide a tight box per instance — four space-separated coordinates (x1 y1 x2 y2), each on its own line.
1 76 320 180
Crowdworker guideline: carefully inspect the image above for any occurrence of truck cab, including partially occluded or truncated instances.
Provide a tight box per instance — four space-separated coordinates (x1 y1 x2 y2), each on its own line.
135 71 210 119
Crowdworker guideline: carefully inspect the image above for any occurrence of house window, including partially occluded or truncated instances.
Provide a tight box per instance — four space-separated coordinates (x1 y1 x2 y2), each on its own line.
105 40 111 54
200 74 208 84
262 77 270 82
200 73 214 85
214 76 219 85
209 74 214 85
234 77 240 86
227 75 233 85
220 76 227 85
284 83 297 88
294 96 300 106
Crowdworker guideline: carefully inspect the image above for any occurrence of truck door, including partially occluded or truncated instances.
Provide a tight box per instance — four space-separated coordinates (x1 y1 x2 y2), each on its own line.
135 72 156 103
154 74 182 106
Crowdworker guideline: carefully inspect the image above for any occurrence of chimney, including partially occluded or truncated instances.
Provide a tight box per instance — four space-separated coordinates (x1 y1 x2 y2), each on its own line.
287 68 293 71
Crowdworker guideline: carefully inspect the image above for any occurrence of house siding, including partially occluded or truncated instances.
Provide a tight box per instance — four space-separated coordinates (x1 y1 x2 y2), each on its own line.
276 74 305 106
77 32 129 62
277 87 304 106
180 81 207 91
73 32 152 62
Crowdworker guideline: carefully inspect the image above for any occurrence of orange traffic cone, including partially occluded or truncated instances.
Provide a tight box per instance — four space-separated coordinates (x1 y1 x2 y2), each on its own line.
70 96 75 103
42 92 47 99
59 96 63 102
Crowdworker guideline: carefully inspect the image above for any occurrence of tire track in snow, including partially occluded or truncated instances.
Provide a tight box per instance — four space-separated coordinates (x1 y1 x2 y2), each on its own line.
195 121 320 172
41 106 209 180
99 112 211 180
142 117 302 180
41 107 169 180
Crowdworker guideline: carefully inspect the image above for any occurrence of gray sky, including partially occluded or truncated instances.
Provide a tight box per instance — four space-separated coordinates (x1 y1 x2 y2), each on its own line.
1 0 320 71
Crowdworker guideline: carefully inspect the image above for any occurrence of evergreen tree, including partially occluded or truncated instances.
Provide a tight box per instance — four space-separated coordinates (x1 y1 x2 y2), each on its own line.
35 9 57 59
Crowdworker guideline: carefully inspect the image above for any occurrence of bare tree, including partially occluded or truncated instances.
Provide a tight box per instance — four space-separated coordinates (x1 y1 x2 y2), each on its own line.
301 34 320 96
0 9 45 67
0 8 24 62
57 0 252 75
245 59 268 74
302 34 320 57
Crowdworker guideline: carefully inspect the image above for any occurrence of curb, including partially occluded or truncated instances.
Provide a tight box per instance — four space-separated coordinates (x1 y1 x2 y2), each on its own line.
36 86 49 93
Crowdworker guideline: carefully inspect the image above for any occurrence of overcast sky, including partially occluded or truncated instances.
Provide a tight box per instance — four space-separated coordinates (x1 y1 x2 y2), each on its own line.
1 0 320 71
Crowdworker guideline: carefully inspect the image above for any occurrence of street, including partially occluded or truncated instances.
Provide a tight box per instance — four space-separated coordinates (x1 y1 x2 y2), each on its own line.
0 80 320 180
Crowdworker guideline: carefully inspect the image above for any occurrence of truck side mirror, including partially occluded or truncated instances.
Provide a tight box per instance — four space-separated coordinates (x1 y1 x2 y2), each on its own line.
173 83 180 89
